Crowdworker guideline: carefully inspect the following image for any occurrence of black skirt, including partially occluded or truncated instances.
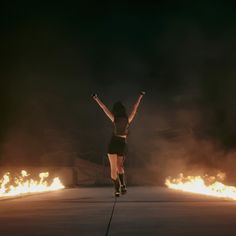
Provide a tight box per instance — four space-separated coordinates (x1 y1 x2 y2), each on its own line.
108 135 127 156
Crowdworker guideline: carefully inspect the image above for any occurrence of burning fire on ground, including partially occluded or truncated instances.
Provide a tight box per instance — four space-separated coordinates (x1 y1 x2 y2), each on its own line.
165 172 236 200
0 170 64 197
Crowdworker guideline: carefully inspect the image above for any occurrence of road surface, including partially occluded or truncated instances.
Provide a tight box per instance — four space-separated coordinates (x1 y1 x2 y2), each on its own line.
1 187 236 236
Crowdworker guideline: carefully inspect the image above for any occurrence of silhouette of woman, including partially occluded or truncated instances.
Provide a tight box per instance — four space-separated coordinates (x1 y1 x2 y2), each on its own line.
92 92 145 197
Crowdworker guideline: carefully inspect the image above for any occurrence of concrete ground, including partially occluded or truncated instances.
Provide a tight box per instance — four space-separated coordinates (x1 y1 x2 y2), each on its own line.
1 187 236 236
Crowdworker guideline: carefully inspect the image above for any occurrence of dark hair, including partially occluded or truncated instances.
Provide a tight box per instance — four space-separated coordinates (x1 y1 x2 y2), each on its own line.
112 101 127 118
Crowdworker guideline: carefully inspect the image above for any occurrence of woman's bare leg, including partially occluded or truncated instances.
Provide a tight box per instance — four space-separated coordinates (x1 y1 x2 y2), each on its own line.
117 156 127 194
108 154 118 180
117 156 125 174
108 154 121 196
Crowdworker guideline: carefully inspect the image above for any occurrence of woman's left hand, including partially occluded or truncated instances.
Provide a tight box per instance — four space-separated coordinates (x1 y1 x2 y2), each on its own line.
140 91 146 96
91 93 98 99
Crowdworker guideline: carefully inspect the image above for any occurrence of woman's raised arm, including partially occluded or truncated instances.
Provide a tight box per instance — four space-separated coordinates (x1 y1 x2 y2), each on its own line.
128 91 145 123
92 94 114 122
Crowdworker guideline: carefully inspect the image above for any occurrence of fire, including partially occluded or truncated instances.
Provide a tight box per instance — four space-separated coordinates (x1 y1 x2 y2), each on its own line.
165 172 236 200
0 170 64 197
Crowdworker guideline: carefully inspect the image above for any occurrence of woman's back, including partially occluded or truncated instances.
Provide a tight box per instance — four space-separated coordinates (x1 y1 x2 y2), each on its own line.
113 116 129 136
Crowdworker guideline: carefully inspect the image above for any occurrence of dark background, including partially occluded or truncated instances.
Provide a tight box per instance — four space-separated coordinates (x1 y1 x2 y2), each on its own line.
1 1 236 179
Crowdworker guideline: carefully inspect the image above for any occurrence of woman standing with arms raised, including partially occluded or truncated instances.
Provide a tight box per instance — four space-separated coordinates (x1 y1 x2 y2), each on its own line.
92 92 145 197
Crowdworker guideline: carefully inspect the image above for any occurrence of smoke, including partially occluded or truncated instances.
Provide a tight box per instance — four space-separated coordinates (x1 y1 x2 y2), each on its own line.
130 100 236 185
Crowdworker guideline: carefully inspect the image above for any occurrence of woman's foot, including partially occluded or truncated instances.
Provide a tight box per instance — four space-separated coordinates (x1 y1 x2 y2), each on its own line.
121 185 127 194
115 191 121 197
119 174 127 194
112 178 121 197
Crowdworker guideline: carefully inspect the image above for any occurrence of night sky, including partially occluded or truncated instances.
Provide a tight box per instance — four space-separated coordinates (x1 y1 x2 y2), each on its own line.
1 1 236 175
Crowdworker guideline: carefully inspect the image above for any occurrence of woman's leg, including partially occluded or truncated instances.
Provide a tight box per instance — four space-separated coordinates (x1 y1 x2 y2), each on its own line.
108 154 121 196
117 156 127 194
108 154 118 180
117 156 125 174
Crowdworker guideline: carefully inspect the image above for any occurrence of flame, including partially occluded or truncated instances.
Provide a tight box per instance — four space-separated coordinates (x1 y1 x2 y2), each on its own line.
0 170 64 197
165 172 236 200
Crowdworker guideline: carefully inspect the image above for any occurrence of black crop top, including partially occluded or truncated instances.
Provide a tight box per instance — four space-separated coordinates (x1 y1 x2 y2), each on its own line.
113 117 129 136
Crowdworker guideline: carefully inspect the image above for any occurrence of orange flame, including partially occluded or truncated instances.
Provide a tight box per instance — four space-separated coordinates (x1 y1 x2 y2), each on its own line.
0 170 64 197
165 172 236 200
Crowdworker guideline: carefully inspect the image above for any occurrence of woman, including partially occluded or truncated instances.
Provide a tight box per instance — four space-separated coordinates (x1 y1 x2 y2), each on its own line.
92 92 145 197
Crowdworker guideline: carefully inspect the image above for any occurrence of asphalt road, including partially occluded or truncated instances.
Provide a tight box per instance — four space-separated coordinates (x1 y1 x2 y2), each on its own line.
1 187 236 236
